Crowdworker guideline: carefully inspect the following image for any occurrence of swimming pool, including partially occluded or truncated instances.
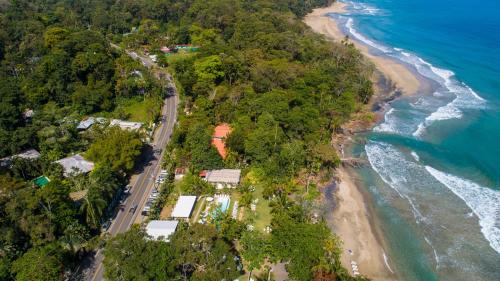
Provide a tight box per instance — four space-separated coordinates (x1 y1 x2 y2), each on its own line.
216 196 230 213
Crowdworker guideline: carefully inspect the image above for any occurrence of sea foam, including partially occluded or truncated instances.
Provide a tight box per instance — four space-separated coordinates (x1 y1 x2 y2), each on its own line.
338 11 486 138
425 166 500 254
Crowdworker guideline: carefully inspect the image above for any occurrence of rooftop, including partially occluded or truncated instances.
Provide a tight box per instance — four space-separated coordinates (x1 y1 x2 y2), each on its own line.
1 149 41 167
171 196 197 218
175 168 186 175
212 124 232 159
110 119 143 131
146 220 179 241
55 154 94 176
77 117 96 130
33 176 50 187
206 169 241 184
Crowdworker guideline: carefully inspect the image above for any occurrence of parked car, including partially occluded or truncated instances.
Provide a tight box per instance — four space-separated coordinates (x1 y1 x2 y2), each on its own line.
124 185 132 194
101 219 111 232
129 204 138 213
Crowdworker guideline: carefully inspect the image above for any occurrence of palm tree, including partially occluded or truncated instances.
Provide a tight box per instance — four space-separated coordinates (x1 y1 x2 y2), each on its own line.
80 191 106 229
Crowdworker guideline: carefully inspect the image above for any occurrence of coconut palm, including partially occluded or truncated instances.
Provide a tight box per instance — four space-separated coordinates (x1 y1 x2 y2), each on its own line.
80 190 106 229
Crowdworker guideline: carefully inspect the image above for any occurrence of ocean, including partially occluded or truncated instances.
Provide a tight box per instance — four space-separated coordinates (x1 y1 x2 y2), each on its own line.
328 0 500 280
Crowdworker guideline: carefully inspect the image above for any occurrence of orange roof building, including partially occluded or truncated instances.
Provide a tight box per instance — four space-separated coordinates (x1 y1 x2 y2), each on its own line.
212 123 232 159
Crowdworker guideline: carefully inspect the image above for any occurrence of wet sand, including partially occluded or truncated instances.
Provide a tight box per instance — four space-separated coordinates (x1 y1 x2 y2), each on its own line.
304 2 421 95
304 2 412 280
332 168 397 280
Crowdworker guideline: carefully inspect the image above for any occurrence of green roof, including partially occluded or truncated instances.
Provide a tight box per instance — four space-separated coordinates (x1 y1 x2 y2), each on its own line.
33 176 50 187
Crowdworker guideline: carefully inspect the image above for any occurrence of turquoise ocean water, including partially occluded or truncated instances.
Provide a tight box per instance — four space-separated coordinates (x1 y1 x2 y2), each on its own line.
328 1 500 280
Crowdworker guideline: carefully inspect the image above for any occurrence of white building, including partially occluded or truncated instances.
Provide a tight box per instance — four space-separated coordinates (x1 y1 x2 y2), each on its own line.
55 154 94 177
205 169 241 189
171 196 197 219
110 119 143 131
146 220 179 242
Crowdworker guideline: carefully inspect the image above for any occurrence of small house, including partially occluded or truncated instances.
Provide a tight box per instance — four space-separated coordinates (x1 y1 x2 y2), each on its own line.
175 168 186 180
205 169 241 189
1 149 41 167
212 123 232 159
33 176 50 188
110 119 143 131
171 196 197 220
146 220 179 242
55 154 94 177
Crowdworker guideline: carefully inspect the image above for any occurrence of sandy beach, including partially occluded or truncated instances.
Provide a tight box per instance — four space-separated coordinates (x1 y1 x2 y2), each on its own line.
304 1 420 95
332 168 397 280
304 2 410 280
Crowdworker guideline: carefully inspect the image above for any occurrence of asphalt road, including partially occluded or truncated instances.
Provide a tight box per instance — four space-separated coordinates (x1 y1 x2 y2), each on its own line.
85 47 178 281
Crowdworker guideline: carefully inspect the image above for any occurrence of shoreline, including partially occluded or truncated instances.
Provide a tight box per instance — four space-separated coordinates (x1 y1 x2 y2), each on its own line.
304 2 412 280
304 1 421 96
332 167 397 280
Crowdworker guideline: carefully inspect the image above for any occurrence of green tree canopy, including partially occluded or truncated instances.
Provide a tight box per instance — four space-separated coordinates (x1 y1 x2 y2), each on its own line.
86 127 143 173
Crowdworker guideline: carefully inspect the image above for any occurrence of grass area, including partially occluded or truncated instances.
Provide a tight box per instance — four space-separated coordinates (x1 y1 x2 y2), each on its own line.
113 97 161 123
190 197 206 223
250 184 272 233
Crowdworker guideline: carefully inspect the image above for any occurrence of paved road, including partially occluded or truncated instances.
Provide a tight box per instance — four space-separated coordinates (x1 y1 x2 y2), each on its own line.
85 46 178 281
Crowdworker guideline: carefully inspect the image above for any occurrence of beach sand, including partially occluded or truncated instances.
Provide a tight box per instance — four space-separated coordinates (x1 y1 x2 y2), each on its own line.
304 2 420 95
332 168 397 280
304 2 410 280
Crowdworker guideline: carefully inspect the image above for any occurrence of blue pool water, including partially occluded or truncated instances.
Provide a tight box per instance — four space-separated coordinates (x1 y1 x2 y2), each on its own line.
328 1 500 280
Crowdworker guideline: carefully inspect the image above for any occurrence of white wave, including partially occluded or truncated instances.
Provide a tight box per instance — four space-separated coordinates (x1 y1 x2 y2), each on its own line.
426 100 463 121
366 142 429 224
345 18 392 53
339 1 487 138
424 236 441 269
343 0 383 15
373 108 398 133
411 151 420 162
382 251 394 273
412 122 427 137
425 166 500 254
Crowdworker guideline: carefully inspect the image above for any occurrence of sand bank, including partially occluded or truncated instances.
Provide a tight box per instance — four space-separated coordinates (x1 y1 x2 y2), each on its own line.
332 168 397 280
304 1 420 95
304 2 407 280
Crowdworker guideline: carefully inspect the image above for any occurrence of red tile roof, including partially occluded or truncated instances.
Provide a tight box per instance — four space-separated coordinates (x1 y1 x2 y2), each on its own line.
211 124 232 159
175 168 186 175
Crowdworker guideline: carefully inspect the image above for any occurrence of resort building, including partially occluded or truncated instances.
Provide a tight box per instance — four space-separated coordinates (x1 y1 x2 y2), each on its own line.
0 149 41 167
171 196 197 219
205 169 241 189
110 119 143 131
212 123 232 159
146 220 179 242
55 154 94 177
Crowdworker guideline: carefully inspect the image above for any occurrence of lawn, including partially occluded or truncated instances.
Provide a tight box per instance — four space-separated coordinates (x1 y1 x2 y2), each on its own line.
250 184 272 233
114 97 161 123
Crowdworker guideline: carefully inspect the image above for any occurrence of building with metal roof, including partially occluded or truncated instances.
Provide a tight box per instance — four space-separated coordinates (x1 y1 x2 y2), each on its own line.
146 220 179 242
110 119 143 131
205 169 241 189
1 149 41 167
171 196 197 219
55 154 94 177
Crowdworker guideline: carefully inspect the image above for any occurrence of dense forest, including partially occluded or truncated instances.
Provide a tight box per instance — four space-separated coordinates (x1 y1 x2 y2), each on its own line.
0 0 373 280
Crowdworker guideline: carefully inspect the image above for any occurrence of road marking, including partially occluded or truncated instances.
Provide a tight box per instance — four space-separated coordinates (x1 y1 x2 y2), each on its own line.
90 263 103 281
87 58 178 281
